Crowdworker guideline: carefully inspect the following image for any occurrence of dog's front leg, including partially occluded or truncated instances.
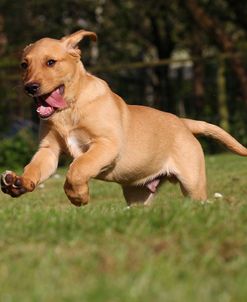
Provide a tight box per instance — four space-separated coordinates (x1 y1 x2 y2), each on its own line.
1 146 59 198
64 139 119 206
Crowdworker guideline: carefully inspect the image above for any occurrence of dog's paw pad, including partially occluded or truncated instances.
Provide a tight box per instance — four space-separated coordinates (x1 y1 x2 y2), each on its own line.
0 171 32 197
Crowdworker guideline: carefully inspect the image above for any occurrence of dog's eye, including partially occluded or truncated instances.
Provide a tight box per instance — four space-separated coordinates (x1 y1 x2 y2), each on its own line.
21 62 28 70
46 59 56 67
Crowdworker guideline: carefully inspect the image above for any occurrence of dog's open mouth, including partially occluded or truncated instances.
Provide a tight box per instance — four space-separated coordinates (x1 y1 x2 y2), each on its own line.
35 85 66 119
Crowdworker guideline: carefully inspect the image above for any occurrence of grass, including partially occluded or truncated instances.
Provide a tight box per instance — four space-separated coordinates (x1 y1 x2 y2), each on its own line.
0 153 247 302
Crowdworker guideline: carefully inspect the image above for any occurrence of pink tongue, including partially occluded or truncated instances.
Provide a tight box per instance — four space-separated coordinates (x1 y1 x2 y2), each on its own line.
45 88 67 108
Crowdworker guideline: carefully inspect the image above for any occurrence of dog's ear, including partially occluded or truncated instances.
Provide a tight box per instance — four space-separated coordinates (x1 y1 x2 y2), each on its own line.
61 30 97 53
22 43 34 57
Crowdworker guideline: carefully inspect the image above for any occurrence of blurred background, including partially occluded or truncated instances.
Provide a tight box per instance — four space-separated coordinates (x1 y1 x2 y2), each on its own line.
0 0 247 168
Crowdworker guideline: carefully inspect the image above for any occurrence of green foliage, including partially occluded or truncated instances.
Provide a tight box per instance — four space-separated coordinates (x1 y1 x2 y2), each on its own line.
0 130 37 169
0 154 246 301
1 0 247 152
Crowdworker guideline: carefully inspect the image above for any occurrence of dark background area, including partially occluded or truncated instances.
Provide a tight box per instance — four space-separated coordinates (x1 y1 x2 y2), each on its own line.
0 0 247 168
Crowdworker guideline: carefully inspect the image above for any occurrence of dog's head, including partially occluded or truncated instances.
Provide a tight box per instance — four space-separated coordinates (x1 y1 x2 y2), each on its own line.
21 30 97 119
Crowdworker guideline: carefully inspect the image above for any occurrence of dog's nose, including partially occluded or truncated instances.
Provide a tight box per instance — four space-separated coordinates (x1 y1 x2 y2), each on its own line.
24 83 40 95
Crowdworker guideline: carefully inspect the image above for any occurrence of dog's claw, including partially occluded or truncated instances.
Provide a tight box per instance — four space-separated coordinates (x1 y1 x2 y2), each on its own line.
1 171 14 186
13 178 22 188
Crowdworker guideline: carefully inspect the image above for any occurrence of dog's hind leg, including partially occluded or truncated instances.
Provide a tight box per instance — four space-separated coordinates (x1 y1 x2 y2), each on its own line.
122 185 155 206
176 140 207 201
179 174 207 201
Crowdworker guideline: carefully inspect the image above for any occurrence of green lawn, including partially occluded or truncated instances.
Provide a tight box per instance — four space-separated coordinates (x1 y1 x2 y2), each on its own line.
0 154 247 302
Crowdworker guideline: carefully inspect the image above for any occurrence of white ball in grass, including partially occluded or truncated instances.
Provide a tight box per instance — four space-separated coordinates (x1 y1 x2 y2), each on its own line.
214 192 223 199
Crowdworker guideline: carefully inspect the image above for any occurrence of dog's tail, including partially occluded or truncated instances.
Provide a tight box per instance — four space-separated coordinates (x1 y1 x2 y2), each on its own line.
181 118 247 156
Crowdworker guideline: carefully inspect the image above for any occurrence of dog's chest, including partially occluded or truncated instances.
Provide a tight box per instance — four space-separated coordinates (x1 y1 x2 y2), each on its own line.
65 133 90 158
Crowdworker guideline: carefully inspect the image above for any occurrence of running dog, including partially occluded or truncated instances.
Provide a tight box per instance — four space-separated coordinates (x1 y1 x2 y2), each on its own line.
1 30 247 206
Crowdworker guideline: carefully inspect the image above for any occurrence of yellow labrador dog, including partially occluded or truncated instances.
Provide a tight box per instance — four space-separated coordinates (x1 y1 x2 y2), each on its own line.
1 30 247 206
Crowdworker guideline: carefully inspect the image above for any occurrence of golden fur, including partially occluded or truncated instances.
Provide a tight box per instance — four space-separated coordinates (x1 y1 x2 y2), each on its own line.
1 30 247 206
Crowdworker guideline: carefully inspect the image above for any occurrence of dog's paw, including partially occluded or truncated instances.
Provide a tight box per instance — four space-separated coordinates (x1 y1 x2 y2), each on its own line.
64 179 89 207
1 170 35 198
